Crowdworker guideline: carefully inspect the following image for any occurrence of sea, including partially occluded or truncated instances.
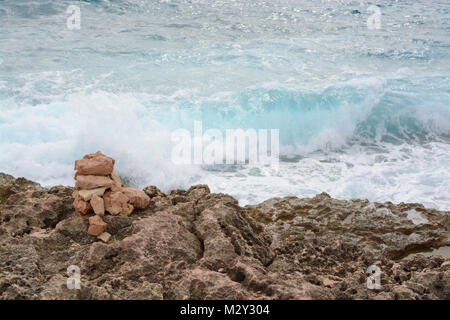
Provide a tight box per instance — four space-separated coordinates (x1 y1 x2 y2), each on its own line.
0 0 449 209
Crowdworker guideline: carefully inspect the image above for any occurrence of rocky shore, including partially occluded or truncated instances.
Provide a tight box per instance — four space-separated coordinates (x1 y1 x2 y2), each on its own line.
0 172 449 300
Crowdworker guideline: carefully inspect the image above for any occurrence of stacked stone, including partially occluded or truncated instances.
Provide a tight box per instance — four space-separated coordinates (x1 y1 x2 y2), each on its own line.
73 151 151 238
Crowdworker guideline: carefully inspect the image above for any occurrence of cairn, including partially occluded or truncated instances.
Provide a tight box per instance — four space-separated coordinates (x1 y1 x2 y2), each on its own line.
73 151 150 238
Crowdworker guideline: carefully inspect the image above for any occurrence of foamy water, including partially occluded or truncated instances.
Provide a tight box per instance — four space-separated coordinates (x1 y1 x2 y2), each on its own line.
0 0 449 209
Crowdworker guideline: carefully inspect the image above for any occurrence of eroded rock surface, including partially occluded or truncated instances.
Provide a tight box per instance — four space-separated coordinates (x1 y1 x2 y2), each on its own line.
245 193 450 299
0 173 43 204
0 174 448 299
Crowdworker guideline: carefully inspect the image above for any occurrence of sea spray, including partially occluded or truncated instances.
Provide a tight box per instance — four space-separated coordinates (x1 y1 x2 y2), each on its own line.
0 0 449 209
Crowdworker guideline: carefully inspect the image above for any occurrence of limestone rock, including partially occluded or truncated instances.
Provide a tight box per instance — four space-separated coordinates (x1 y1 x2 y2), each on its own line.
114 281 163 300
78 187 106 201
172 268 254 299
245 194 450 259
119 213 203 281
0 172 43 204
143 185 165 198
75 175 113 190
0 182 74 236
122 187 150 210
110 170 122 187
123 203 134 216
102 215 132 235
55 215 91 244
2 173 449 300
90 195 105 216
73 192 93 216
97 232 111 243
103 190 133 215
88 215 107 236
74 151 115 176
186 184 210 202
110 181 123 192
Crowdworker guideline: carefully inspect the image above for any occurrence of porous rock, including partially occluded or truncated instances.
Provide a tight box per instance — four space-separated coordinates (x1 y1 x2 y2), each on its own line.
88 215 107 236
74 151 115 176
78 187 106 202
73 192 93 216
1 174 449 300
122 187 150 210
90 195 105 216
75 175 113 190
103 190 133 216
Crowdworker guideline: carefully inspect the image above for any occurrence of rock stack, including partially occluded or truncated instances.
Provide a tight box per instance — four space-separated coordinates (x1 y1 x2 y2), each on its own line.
73 151 150 238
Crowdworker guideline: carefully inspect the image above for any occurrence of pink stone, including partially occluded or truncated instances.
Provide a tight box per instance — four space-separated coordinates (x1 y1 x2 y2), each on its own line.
88 215 107 236
73 192 93 216
104 190 132 215
90 194 105 216
122 187 151 210
75 175 113 190
74 151 115 176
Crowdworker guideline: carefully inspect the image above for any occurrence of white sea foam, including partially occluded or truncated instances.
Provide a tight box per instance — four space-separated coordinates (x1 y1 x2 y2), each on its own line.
1 88 449 210
0 92 202 190
199 142 450 210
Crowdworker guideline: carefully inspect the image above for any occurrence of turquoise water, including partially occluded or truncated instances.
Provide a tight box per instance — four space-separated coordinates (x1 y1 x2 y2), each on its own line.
0 0 449 208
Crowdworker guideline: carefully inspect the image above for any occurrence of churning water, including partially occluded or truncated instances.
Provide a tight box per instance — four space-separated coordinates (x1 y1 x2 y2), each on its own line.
0 0 449 208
